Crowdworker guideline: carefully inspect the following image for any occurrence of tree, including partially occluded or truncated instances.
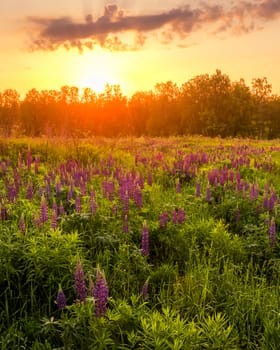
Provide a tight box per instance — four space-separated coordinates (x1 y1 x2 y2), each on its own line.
251 77 272 138
0 89 20 137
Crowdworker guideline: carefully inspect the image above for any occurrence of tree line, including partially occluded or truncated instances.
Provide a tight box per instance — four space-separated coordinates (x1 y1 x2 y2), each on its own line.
1 69 280 138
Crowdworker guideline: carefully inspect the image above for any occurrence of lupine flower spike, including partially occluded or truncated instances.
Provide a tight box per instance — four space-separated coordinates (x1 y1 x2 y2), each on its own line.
94 267 109 318
269 218 276 247
74 257 86 303
56 285 67 309
141 220 149 256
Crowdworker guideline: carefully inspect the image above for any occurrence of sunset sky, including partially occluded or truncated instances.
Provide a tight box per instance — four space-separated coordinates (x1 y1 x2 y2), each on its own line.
1 0 280 97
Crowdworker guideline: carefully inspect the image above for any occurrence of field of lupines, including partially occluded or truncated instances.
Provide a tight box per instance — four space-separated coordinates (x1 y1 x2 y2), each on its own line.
1 136 280 349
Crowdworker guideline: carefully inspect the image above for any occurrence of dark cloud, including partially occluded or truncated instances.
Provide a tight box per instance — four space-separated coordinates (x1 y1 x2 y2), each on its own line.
26 0 280 52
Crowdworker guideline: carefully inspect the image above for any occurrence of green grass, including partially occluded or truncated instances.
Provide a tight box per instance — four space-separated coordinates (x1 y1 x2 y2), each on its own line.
1 136 280 349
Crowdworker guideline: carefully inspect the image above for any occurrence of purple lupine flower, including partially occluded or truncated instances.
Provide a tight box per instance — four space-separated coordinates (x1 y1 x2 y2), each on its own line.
51 202 58 229
80 181 87 196
19 214 26 234
122 193 129 216
55 181 61 196
56 286 67 309
26 183 34 200
140 281 149 300
67 184 73 201
74 257 86 303
111 203 118 215
249 185 256 201
171 209 177 224
206 186 211 202
40 196 48 224
141 220 149 256
94 267 109 318
75 195 81 213
269 218 276 247
236 171 241 183
263 195 269 211
134 187 143 208
177 208 186 224
159 211 168 228
59 202 65 216
229 170 234 182
195 181 201 197
269 192 277 211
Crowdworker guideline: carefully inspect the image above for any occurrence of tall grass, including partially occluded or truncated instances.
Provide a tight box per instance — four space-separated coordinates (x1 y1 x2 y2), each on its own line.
0 136 280 349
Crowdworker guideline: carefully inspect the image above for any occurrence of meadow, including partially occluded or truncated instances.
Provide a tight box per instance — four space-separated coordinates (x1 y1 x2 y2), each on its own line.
0 136 280 349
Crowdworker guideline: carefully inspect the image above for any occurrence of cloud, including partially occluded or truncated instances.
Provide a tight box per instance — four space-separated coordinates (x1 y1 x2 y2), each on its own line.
26 0 280 52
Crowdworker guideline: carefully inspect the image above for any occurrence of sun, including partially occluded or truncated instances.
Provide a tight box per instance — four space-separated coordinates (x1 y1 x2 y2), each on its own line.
77 72 119 93
72 50 122 94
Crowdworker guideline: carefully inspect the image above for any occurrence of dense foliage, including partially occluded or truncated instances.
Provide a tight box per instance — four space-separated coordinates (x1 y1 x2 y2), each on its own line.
1 70 280 138
1 136 280 349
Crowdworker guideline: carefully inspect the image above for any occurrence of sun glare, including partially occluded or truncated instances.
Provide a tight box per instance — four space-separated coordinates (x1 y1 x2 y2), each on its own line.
72 50 122 94
78 72 120 93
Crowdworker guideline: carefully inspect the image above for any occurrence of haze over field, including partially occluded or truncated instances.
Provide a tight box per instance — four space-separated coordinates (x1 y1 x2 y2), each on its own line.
1 0 280 95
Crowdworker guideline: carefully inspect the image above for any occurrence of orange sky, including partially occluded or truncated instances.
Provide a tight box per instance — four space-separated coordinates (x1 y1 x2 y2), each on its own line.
1 0 280 98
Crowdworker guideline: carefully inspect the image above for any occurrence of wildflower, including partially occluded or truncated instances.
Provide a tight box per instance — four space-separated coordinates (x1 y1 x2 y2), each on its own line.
55 181 61 196
94 267 109 318
263 195 269 211
171 209 177 224
195 181 201 197
56 286 67 309
269 218 276 247
26 183 34 200
141 220 149 256
67 184 73 201
75 195 81 213
59 202 65 216
74 257 86 303
122 193 129 216
51 202 58 229
206 186 211 202
134 187 143 208
159 211 168 228
40 196 48 224
177 208 186 224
